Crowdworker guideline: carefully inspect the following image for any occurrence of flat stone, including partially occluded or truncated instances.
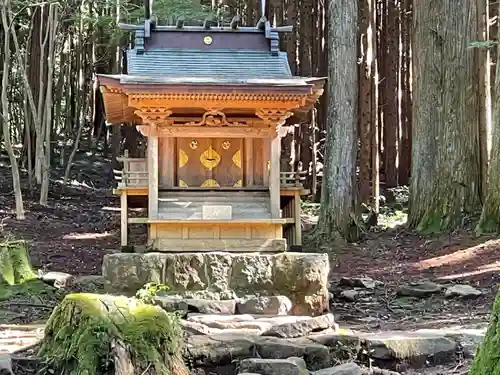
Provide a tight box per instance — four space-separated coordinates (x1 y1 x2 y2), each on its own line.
187 314 255 324
262 313 336 338
238 358 308 375
444 284 482 298
416 327 486 359
361 331 457 366
397 281 443 297
255 316 312 325
338 277 379 289
185 299 236 314
307 334 361 360
237 296 292 315
254 337 332 370
103 252 329 315
185 334 256 366
340 290 358 301
312 363 363 375
180 320 214 335
202 320 272 331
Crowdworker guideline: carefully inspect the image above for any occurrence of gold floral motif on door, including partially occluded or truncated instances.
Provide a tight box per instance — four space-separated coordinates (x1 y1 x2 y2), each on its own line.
177 138 243 188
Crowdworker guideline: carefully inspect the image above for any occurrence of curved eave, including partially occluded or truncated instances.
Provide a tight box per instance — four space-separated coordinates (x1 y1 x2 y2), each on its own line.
97 74 326 125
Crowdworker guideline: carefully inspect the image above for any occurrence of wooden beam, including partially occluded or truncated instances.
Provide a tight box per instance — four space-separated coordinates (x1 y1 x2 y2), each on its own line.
155 126 273 138
148 130 159 219
293 191 302 246
120 192 128 247
270 135 281 218
244 138 254 186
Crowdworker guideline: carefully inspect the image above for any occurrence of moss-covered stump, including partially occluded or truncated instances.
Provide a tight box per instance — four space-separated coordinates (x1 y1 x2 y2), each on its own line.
39 293 189 375
0 240 37 286
469 292 500 374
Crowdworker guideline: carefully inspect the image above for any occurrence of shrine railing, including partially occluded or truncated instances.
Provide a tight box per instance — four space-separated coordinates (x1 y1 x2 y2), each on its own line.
115 151 148 188
114 155 306 189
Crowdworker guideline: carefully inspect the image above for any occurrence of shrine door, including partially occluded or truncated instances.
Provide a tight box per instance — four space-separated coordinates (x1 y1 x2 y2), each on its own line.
177 138 243 188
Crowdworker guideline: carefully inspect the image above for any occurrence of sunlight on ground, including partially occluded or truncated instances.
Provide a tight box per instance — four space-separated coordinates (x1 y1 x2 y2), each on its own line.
413 239 500 280
437 261 500 280
102 206 121 212
414 240 499 270
0 324 44 353
62 232 112 240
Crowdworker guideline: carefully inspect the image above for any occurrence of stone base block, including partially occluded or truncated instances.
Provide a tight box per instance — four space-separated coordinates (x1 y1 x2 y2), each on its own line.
102 252 330 315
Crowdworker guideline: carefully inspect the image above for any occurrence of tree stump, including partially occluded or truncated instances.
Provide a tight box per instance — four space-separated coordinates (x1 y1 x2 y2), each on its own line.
39 293 188 375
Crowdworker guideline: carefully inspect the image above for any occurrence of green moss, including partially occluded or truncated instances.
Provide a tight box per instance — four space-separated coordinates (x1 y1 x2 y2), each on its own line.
469 290 500 374
39 293 184 375
0 240 37 285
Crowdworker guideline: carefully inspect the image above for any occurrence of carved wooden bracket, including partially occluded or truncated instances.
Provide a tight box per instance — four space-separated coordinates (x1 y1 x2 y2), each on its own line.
184 110 249 127
255 109 294 136
134 108 173 127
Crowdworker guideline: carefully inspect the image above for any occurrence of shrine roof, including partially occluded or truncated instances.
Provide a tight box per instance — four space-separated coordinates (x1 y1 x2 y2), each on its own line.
97 74 323 92
127 48 292 78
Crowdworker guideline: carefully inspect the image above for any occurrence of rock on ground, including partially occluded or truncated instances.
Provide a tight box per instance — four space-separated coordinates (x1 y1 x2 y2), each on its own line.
397 281 443 297
102 252 329 315
312 362 363 375
444 284 482 299
262 314 337 338
237 296 292 315
238 357 308 375
338 277 380 290
361 331 456 367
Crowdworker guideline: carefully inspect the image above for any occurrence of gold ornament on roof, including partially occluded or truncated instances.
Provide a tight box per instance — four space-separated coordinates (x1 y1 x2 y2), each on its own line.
222 140 231 150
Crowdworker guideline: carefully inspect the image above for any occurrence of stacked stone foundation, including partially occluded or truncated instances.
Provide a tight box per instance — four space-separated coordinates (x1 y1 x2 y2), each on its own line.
102 252 330 316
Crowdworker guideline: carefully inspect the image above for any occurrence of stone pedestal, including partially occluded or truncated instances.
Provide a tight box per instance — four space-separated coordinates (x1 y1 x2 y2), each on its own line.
102 252 330 315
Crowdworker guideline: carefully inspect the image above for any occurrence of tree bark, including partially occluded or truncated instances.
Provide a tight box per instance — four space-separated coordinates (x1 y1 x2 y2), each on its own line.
358 0 374 205
1 0 25 220
408 0 482 233
382 0 399 188
314 0 360 242
476 1 500 233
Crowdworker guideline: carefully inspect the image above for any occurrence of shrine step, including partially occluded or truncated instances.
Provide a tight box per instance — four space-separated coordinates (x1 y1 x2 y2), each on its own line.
152 238 286 252
158 191 271 220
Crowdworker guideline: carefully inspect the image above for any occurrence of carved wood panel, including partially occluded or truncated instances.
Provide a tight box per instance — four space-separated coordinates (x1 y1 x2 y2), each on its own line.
176 138 244 188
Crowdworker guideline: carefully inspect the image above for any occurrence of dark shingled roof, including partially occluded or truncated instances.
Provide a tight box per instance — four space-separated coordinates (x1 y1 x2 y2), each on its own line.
127 48 292 78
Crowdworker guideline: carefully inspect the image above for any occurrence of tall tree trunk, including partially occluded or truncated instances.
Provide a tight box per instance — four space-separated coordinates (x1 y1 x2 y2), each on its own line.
398 0 412 186
476 1 500 233
358 0 374 205
408 0 482 233
1 0 25 220
314 0 360 242
382 0 399 188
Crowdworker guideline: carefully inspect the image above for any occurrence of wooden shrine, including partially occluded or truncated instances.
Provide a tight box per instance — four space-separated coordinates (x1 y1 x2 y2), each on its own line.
97 6 325 252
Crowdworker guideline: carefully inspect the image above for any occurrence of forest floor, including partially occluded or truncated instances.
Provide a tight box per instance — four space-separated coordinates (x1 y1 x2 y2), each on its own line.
0 152 497 374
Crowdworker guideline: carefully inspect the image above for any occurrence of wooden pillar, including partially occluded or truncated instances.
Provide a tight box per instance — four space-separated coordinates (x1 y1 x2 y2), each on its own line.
244 138 254 186
120 191 128 246
270 135 281 218
293 191 302 245
148 129 159 219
